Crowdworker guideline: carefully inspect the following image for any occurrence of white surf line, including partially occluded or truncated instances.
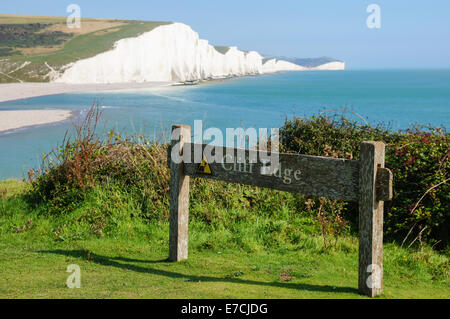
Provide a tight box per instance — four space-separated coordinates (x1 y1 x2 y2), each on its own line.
148 91 190 102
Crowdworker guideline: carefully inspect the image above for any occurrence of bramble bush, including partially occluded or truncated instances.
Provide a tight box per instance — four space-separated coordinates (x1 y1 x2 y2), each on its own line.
26 105 307 243
280 114 449 249
0 23 73 49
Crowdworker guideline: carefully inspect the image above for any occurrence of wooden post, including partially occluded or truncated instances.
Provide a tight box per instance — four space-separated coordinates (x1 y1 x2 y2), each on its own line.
358 141 385 297
168 125 191 262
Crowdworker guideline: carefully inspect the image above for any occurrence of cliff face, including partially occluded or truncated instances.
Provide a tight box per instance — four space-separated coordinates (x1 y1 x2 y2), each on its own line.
310 61 345 70
55 23 267 84
262 59 306 73
54 23 343 84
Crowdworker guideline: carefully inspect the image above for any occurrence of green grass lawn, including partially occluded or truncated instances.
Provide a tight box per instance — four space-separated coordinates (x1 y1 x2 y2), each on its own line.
0 180 448 299
2 237 449 299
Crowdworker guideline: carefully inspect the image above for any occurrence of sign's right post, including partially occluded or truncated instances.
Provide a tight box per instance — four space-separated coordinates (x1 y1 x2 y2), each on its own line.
358 141 385 297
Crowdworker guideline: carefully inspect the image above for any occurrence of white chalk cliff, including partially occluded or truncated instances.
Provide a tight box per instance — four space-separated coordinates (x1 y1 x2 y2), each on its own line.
55 23 342 84
309 61 345 70
262 59 307 73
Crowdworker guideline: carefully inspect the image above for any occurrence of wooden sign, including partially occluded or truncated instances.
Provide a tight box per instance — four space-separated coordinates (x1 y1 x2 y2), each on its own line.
168 124 393 298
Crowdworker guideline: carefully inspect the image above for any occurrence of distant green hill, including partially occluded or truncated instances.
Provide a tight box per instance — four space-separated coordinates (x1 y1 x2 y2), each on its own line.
213 46 231 55
289 56 343 68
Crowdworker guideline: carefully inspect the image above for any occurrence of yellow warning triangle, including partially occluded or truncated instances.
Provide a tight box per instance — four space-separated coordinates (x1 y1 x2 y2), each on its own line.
198 157 212 174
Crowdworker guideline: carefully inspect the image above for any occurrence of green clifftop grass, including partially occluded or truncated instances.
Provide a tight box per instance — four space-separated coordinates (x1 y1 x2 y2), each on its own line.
0 178 448 298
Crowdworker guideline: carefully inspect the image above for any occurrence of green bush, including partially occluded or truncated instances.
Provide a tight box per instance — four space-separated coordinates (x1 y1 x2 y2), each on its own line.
280 114 449 249
27 105 448 250
0 23 73 48
27 105 308 235
0 47 21 57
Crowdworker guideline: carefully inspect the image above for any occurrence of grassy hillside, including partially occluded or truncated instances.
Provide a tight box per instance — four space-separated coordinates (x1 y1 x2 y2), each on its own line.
0 14 171 82
0 179 448 299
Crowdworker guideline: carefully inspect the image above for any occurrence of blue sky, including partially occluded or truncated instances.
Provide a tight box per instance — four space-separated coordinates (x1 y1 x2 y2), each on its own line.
1 0 450 69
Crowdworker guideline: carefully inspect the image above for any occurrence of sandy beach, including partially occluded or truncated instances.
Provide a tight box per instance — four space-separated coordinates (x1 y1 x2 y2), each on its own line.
0 82 172 133
0 82 172 103
0 109 74 133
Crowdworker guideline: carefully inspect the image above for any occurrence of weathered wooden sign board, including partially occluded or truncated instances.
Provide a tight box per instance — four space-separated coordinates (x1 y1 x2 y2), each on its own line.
168 125 393 297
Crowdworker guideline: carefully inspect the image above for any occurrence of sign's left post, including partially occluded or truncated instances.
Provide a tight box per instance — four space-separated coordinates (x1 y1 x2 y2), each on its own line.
169 125 191 262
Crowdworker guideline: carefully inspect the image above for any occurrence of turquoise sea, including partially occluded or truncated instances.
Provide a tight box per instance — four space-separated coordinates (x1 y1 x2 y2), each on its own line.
0 69 449 179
